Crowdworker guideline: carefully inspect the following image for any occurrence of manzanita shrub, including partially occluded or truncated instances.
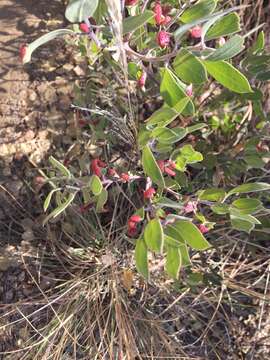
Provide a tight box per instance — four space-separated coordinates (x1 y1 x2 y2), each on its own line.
22 0 270 281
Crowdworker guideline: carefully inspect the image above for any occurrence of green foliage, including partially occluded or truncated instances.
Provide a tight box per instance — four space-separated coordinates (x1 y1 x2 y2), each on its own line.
135 238 149 279
144 218 164 253
180 0 217 23
173 49 207 84
142 145 165 188
165 246 182 279
203 60 252 93
90 175 103 196
173 221 211 251
205 13 240 40
206 35 244 61
65 0 99 23
22 29 74 64
25 0 270 282
123 10 154 34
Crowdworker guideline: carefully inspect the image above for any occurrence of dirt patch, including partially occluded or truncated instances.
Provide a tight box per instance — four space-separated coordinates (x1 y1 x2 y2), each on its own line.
0 1 75 355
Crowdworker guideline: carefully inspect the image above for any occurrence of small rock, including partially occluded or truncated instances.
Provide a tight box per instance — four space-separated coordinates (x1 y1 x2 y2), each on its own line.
7 180 23 196
22 286 32 297
18 272 26 282
43 87 58 103
22 229 35 242
5 289 14 302
63 63 74 72
24 129 35 141
21 218 35 231
28 90 38 102
58 95 71 110
73 65 85 77
0 257 12 271
2 167 11 177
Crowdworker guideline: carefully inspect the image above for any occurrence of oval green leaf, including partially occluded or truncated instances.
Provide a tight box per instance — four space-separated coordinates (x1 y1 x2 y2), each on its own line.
90 175 103 196
173 49 207 84
65 0 99 23
231 198 262 214
203 60 252 93
165 246 182 279
173 220 211 251
160 68 194 115
144 218 164 253
135 238 149 279
227 182 270 197
199 188 226 202
142 145 165 188
206 35 244 61
205 12 240 40
123 10 154 34
151 127 187 144
180 0 217 23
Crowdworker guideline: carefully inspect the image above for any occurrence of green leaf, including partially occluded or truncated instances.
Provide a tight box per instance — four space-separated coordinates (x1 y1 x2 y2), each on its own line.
174 145 203 171
23 29 74 64
231 198 262 214
135 238 149 279
199 188 226 202
256 71 270 81
146 98 189 129
205 13 240 40
160 68 194 115
165 246 181 279
230 215 255 233
90 175 103 196
144 218 164 253
230 210 260 234
227 182 270 197
250 31 265 54
142 145 165 188
244 154 265 169
93 0 107 24
173 49 207 84
96 188 108 212
211 203 229 214
172 220 211 251
175 6 243 41
203 60 252 93
156 197 184 210
155 143 173 154
164 232 191 266
151 127 187 144
187 123 207 133
43 188 61 212
43 192 76 225
49 156 71 178
65 0 99 23
128 62 140 79
186 272 203 286
146 107 179 129
180 145 203 163
206 35 244 61
180 0 217 23
123 10 154 34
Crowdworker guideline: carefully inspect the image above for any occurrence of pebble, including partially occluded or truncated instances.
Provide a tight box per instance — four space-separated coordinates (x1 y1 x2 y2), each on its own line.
5 289 14 302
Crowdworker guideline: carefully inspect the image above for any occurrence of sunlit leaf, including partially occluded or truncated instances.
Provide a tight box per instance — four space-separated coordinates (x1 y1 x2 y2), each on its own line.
135 238 149 279
144 218 164 253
